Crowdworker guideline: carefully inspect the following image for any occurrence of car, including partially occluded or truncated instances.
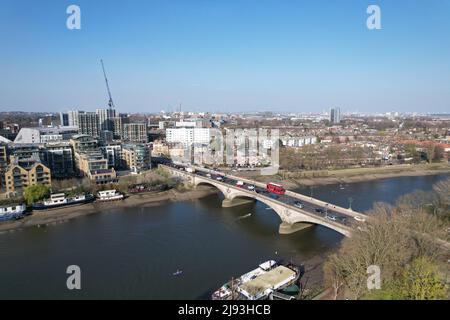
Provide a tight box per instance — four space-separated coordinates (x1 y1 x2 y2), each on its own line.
269 194 279 199
206 173 212 178
326 214 338 221
216 176 223 181
294 201 304 209
236 181 245 187
354 215 366 222
247 185 255 191
315 208 325 214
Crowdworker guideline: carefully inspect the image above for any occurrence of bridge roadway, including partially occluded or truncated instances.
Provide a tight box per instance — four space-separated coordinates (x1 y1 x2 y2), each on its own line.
161 164 369 237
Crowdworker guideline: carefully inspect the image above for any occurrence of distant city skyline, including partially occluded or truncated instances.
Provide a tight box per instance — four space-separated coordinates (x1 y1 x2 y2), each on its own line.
1 0 450 114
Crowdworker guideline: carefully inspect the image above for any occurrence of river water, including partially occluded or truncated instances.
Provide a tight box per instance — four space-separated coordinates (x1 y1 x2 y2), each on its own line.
0 173 448 299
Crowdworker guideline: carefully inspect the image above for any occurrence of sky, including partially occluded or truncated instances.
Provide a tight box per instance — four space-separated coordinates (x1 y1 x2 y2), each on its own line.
0 0 450 114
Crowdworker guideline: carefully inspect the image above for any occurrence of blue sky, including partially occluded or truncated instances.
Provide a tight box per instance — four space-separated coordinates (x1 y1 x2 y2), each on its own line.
1 0 449 114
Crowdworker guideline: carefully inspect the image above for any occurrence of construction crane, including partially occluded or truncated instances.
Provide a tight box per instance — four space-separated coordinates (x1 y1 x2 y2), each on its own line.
100 59 115 109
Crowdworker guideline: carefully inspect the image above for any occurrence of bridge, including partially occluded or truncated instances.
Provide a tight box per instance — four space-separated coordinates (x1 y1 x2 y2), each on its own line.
160 164 369 237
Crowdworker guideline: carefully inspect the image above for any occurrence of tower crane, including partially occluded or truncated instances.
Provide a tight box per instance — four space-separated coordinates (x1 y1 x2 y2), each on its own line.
100 59 115 109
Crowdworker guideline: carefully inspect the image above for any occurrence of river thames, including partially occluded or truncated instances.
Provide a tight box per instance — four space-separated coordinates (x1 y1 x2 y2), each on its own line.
0 173 448 299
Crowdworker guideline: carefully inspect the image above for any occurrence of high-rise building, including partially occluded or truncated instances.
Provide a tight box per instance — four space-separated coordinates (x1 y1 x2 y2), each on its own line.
112 114 130 139
78 112 100 137
0 143 7 171
330 107 341 124
60 112 69 126
96 108 116 132
166 128 211 146
123 123 148 143
67 110 80 127
40 142 75 178
122 144 150 172
101 144 122 169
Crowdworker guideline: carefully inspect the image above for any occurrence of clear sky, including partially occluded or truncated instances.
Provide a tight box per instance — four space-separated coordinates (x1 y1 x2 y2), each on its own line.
1 0 449 114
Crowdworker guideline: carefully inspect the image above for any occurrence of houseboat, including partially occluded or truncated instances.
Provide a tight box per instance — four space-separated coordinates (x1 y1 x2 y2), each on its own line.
32 193 95 210
212 260 300 300
0 204 27 221
97 189 124 202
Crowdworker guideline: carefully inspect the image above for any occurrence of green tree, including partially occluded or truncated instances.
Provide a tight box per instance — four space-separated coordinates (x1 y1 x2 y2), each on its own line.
366 257 447 300
364 281 403 300
23 184 51 205
399 257 447 300
324 196 449 300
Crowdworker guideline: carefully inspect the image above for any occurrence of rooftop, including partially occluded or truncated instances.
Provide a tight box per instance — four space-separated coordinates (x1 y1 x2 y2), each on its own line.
239 266 296 299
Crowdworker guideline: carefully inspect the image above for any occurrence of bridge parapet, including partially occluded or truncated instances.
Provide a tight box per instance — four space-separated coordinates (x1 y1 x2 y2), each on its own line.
161 164 353 237
187 165 366 220
160 164 450 245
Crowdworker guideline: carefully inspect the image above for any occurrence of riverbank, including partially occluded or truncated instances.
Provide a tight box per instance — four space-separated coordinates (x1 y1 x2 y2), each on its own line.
239 163 450 188
0 186 218 233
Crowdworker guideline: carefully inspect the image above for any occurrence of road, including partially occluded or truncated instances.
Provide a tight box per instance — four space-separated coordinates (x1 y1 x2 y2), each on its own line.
166 163 364 228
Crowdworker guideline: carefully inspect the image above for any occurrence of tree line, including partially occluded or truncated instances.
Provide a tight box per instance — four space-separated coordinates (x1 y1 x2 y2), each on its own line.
324 177 450 300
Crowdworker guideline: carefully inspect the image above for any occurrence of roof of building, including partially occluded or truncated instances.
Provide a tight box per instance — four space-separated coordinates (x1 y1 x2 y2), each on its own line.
0 135 12 144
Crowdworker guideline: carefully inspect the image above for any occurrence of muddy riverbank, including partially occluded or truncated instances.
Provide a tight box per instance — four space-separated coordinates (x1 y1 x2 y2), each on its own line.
0 186 218 232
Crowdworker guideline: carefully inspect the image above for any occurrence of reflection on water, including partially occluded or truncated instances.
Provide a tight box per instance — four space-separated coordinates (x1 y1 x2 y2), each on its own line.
0 173 447 299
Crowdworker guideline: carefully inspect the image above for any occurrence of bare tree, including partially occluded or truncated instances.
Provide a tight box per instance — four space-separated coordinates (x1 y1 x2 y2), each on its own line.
323 254 346 300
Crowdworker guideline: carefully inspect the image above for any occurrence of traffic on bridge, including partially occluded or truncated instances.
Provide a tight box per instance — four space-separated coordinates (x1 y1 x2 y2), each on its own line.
161 161 368 234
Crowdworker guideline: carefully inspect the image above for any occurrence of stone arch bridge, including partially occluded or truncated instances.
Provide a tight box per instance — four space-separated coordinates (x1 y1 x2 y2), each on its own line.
162 164 370 237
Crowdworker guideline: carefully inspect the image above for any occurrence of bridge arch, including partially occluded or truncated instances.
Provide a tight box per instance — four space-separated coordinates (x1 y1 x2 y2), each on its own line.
167 168 352 237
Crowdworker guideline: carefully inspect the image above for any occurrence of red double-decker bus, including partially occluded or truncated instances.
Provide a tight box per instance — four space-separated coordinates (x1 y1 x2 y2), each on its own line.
266 183 285 195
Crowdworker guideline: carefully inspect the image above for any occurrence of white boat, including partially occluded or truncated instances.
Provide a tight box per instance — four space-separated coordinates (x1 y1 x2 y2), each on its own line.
33 193 95 210
212 260 300 300
0 204 27 221
97 190 124 202
44 193 68 206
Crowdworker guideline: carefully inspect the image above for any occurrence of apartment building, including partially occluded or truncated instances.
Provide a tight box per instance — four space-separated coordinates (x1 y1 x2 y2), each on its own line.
3 159 51 195
123 123 148 143
122 144 150 172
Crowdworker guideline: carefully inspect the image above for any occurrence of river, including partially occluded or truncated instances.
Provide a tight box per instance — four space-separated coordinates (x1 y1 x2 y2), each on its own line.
0 173 448 299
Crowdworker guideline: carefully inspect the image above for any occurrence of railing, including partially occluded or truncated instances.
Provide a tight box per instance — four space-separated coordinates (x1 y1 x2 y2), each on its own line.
186 164 366 219
162 164 353 234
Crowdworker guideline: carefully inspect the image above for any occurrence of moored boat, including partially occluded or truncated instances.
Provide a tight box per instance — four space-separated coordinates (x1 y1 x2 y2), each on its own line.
32 193 95 210
0 204 27 221
212 260 300 300
97 189 124 202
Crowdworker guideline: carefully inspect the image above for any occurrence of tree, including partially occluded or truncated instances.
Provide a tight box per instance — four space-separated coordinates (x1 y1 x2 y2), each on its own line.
323 197 449 299
433 145 445 161
368 257 448 300
23 184 51 205
323 254 346 300
425 143 436 163
399 257 447 300
433 177 450 208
